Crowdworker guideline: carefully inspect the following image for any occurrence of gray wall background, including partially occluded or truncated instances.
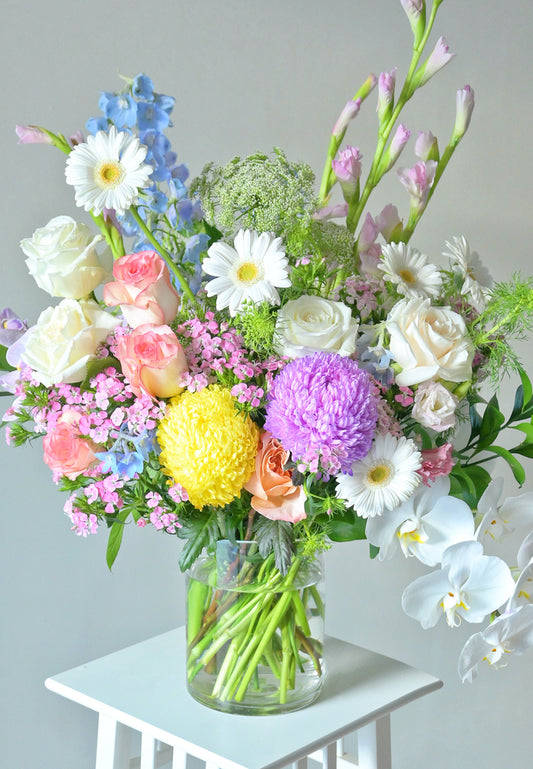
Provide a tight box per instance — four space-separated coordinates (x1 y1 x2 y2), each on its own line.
2 1 533 767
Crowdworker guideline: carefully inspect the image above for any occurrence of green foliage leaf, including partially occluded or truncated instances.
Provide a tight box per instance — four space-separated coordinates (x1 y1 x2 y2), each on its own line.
328 510 367 542
106 509 130 570
510 423 533 442
468 404 483 442
519 367 533 406
254 517 294 576
178 510 219 573
369 544 380 559
486 445 526 485
476 395 505 451
0 344 15 372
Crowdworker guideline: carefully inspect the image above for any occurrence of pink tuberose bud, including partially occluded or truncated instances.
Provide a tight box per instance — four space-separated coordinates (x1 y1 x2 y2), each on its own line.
453 85 475 141
377 69 397 123
415 130 439 162
416 37 455 88
15 124 53 145
332 98 362 138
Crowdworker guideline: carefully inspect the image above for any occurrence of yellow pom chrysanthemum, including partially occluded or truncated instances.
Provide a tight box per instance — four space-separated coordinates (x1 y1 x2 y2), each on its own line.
157 385 260 509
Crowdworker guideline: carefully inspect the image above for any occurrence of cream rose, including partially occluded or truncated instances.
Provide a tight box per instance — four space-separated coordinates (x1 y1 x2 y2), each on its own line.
21 299 119 386
20 215 111 299
386 297 474 387
275 295 358 358
412 380 459 432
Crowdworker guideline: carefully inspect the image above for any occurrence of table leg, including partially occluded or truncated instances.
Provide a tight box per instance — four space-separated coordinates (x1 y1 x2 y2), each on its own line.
357 715 391 769
95 715 132 769
172 746 188 769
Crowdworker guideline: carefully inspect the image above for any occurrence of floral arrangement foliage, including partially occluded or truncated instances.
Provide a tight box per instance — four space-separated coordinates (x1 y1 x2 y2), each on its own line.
4 0 533 684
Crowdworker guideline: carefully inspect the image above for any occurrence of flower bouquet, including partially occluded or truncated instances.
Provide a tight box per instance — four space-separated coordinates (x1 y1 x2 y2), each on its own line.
4 0 533 713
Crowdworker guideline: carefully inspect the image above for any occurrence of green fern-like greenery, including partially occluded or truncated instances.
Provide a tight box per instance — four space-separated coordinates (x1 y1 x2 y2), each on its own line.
231 301 278 358
471 274 533 383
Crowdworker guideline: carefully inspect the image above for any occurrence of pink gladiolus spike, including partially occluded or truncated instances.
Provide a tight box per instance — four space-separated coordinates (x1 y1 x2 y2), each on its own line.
377 69 397 122
15 124 53 145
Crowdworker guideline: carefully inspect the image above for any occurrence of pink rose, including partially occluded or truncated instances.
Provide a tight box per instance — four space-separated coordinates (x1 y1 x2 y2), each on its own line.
43 410 98 480
244 431 307 523
116 324 189 399
418 444 454 486
103 250 180 328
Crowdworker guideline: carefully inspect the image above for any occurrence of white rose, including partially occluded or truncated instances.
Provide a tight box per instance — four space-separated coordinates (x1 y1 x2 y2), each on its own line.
275 295 358 358
412 380 459 432
386 297 474 387
21 299 119 386
20 215 111 299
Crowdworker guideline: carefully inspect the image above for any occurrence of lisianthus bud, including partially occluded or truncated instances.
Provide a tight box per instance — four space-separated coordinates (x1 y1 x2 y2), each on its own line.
377 69 397 124
415 130 440 162
452 85 475 142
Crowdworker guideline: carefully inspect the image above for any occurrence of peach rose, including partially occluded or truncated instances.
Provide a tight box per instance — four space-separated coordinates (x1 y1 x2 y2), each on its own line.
43 410 98 480
116 324 188 399
244 431 307 523
103 250 180 328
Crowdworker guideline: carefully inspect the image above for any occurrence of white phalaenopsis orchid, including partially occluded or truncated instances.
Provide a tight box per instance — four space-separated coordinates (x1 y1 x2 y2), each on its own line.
366 477 475 566
401 540 515 629
516 531 533 572
508 558 533 610
458 604 533 682
475 478 533 543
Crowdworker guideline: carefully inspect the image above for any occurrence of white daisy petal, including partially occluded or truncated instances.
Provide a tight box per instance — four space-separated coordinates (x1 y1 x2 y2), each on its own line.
335 434 422 518
65 126 152 216
379 242 442 299
201 228 291 316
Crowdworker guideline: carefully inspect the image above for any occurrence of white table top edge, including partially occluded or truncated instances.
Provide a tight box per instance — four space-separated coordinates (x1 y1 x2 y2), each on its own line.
44 628 443 769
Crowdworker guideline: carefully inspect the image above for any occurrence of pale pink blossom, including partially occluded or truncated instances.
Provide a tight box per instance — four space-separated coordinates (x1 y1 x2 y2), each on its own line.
418 444 454 485
377 69 397 122
417 37 455 87
453 85 475 141
375 204 402 241
332 98 362 138
115 323 189 399
412 381 459 432
313 202 348 221
332 145 362 199
103 250 180 328
414 131 439 161
15 124 53 145
397 160 437 209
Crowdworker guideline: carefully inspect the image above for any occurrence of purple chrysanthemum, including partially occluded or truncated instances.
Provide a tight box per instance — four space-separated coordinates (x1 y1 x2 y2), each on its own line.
264 352 378 476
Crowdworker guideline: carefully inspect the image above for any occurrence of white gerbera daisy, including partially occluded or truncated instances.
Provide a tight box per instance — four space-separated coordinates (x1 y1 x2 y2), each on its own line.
443 235 492 312
202 229 291 316
379 242 442 299
335 434 422 518
65 126 152 216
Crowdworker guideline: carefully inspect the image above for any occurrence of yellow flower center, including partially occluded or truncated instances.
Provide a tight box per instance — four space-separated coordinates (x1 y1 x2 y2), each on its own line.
235 261 260 285
95 161 124 188
399 268 416 284
367 463 391 486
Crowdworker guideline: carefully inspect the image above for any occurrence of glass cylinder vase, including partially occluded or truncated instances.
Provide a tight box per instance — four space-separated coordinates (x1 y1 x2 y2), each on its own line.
186 540 325 715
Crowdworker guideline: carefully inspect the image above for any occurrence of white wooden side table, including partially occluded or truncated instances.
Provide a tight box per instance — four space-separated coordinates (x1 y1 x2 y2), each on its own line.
45 628 442 769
